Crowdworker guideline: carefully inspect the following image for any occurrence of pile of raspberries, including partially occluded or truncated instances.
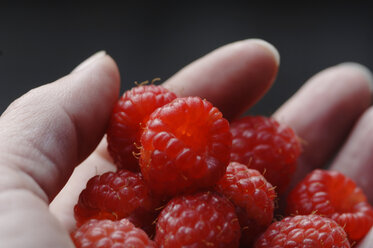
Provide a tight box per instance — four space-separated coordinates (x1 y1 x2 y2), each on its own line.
70 85 373 248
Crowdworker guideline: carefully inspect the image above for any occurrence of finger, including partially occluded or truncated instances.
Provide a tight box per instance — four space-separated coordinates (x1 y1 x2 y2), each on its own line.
273 63 372 190
49 39 280 231
49 138 116 231
0 52 120 201
0 53 120 247
163 38 280 121
329 105 373 203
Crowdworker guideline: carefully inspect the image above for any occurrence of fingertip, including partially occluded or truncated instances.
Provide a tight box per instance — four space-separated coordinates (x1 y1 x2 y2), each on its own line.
70 51 121 99
248 38 280 66
83 53 121 91
163 39 279 120
72 51 107 73
275 61 373 122
97 54 121 97
309 62 373 91
336 62 373 94
68 53 121 110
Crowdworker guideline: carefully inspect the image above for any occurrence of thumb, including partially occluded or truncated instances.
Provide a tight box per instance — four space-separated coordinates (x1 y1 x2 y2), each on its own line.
0 52 120 247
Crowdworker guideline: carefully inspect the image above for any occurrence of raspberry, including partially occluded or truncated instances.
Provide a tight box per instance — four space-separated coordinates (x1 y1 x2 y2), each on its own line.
140 96 232 197
286 169 373 242
215 162 276 246
71 218 156 248
155 191 241 248
107 85 177 171
230 115 301 194
254 214 350 248
74 169 159 233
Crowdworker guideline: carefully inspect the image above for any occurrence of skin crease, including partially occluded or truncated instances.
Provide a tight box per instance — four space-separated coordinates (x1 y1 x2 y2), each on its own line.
0 39 372 247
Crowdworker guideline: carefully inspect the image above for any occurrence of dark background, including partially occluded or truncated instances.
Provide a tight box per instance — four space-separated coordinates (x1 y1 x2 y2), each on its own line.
1 1 372 115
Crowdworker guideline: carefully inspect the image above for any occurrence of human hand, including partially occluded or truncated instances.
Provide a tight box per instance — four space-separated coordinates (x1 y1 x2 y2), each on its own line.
0 38 372 247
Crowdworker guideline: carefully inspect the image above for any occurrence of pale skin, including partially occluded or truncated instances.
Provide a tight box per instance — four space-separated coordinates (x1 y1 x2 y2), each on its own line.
0 39 372 247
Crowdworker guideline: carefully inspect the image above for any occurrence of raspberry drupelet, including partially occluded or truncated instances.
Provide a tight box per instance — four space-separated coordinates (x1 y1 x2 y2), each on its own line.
286 169 373 242
140 96 232 197
230 115 301 194
107 85 177 171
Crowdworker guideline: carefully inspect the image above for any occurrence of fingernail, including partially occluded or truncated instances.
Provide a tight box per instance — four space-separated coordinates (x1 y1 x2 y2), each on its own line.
338 62 373 91
250 39 280 66
72 50 107 73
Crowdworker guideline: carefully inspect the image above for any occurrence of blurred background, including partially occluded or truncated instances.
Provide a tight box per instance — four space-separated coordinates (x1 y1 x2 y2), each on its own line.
1 1 372 115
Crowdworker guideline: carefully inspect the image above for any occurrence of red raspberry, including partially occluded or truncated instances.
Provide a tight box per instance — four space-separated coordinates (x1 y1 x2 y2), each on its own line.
230 115 301 194
71 218 156 248
254 214 350 248
107 85 177 171
286 169 373 242
155 191 241 248
74 169 159 233
215 162 276 246
140 96 232 197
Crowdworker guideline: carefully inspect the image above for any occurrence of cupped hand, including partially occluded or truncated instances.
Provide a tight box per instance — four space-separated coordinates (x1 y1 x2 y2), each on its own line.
0 38 372 247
